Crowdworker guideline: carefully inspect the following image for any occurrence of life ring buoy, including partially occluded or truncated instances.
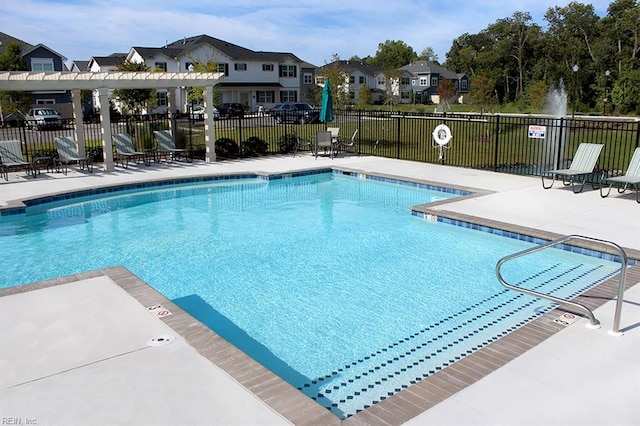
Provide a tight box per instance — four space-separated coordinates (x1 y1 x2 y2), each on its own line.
432 124 452 146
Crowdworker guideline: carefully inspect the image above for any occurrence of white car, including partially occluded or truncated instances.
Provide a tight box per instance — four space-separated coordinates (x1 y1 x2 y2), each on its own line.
190 106 219 120
25 108 63 130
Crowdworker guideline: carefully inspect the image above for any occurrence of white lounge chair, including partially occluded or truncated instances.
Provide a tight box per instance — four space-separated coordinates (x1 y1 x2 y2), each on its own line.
600 147 640 203
54 136 92 175
112 133 149 168
153 130 192 163
542 143 604 193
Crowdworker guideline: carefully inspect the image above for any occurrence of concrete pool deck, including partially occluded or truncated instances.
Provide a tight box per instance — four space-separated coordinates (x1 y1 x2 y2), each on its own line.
1 154 639 425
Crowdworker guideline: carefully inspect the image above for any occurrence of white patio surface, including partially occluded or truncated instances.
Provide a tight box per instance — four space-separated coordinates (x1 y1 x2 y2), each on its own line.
1 154 638 425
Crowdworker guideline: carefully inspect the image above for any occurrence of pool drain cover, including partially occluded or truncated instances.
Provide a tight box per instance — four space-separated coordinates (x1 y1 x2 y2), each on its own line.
147 335 175 347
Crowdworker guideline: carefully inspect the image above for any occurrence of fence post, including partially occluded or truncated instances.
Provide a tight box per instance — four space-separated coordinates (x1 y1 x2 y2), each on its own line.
21 123 29 159
238 116 243 157
357 110 362 155
396 114 401 159
555 117 565 170
493 114 500 171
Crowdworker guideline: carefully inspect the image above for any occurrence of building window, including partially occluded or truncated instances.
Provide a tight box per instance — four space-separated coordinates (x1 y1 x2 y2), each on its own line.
31 58 54 72
419 77 428 86
349 91 355 99
154 62 167 72
280 90 297 102
461 79 468 90
185 62 194 71
157 91 167 107
35 99 55 105
279 65 296 78
303 73 313 84
217 63 229 76
349 75 355 84
262 64 274 72
234 63 247 71
431 76 439 87
401 77 411 85
315 76 326 85
257 91 275 103
377 77 385 85
359 76 366 84
401 91 410 100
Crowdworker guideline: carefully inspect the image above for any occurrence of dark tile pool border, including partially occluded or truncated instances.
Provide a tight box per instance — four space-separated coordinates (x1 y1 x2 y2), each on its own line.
2 167 639 425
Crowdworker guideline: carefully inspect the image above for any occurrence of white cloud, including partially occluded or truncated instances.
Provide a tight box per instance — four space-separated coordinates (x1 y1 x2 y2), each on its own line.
0 0 614 66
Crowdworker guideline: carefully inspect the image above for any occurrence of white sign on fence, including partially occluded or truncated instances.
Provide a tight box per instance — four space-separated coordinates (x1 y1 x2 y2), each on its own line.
528 125 547 139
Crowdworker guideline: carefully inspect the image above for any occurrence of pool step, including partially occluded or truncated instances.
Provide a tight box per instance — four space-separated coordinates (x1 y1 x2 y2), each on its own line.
299 262 617 418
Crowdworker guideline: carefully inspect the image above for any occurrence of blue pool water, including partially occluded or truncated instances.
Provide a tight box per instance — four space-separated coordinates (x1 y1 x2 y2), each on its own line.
0 172 620 418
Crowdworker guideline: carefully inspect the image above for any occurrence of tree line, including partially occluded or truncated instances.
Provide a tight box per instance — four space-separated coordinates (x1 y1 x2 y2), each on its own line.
351 0 639 115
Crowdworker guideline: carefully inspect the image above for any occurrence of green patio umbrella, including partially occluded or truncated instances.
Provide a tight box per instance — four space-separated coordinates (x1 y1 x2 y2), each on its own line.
319 80 334 123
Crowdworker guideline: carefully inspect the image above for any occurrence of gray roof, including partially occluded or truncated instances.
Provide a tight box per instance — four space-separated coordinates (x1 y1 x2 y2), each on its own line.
132 35 307 64
316 60 384 77
400 61 460 79
0 31 32 56
72 60 90 71
90 54 127 66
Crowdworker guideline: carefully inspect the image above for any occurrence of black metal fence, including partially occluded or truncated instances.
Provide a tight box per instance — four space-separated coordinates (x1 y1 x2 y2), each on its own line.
2 110 638 179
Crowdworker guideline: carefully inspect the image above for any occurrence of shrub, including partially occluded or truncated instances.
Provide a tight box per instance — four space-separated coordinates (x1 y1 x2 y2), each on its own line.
278 133 298 154
242 136 269 157
215 137 239 158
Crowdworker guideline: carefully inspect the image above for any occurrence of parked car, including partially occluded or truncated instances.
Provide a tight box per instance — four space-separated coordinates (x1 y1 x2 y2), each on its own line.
190 105 220 120
218 103 245 119
270 103 320 124
25 108 63 130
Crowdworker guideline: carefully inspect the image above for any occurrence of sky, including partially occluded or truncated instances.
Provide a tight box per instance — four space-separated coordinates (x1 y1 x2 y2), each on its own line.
0 0 613 67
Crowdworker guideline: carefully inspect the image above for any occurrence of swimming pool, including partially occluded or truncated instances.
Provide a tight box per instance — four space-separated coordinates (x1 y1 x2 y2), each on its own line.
0 172 621 418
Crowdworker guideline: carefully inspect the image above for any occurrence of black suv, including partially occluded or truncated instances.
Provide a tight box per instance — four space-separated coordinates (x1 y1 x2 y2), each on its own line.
218 103 245 119
270 103 320 124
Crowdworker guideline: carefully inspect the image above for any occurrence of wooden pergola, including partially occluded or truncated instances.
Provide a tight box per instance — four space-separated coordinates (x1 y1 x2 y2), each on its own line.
0 71 223 171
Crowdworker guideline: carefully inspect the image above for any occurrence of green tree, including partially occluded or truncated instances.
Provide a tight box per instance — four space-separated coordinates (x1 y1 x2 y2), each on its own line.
526 80 549 111
470 75 497 113
0 42 32 118
370 40 417 69
611 68 640 113
112 61 156 114
418 47 439 63
358 85 372 107
321 59 350 107
188 60 220 106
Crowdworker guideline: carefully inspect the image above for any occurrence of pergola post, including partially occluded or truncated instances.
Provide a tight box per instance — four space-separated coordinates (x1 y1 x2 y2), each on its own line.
98 87 115 172
167 88 176 135
204 85 216 162
71 89 87 156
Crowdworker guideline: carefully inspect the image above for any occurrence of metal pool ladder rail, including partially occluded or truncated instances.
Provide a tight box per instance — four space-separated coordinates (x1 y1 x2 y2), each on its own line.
496 234 629 336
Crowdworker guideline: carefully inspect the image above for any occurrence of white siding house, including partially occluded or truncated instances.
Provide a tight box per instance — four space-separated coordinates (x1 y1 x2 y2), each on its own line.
124 35 317 114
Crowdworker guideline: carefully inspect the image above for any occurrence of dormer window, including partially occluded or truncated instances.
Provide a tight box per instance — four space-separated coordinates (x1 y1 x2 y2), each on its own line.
31 58 54 72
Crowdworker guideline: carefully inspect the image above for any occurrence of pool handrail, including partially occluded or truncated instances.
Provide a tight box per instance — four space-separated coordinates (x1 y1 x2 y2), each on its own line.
495 234 628 336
